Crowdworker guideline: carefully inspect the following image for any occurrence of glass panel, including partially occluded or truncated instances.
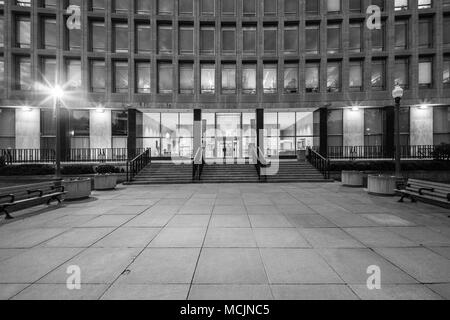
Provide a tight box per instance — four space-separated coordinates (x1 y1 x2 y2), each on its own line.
263 64 277 94
201 64 215 94
242 64 256 94
284 64 298 93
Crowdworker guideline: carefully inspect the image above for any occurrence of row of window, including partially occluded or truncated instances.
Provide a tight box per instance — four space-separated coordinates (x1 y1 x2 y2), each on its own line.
10 0 450 15
4 55 449 94
4 15 450 55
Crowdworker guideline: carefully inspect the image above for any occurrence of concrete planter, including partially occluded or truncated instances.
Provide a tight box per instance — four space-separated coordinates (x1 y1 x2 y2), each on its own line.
342 171 364 187
94 174 118 191
62 178 92 201
367 175 397 196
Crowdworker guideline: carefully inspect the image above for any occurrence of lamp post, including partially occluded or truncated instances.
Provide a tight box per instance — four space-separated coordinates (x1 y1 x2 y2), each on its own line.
392 84 404 178
52 85 64 180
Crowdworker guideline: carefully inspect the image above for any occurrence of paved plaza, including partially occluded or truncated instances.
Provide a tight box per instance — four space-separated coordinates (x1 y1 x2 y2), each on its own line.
0 182 450 300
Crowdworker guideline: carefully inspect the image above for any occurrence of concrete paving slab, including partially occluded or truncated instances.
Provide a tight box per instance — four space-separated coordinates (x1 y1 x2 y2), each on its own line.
210 215 251 228
102 284 190 300
93 228 161 248
13 284 108 300
271 284 358 300
212 205 248 215
249 215 293 228
253 228 310 248
149 227 206 248
43 228 115 248
167 215 210 228
204 228 257 248
80 215 134 228
350 284 442 300
299 228 365 248
286 215 336 228
344 228 417 248
361 214 416 227
189 285 273 300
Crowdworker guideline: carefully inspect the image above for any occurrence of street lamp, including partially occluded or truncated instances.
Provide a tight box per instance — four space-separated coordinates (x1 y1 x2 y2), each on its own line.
51 85 64 180
392 84 404 178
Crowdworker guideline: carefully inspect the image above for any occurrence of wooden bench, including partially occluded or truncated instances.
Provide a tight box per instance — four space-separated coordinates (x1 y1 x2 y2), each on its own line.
396 179 450 209
0 182 66 220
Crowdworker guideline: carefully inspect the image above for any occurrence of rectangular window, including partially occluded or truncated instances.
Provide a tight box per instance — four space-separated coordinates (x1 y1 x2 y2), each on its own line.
264 0 277 15
0 57 4 89
327 24 341 53
264 26 277 54
395 0 408 10
42 57 56 87
136 61 151 93
67 21 81 51
242 64 256 94
135 0 151 14
179 63 194 94
327 110 343 147
16 16 31 48
444 16 450 47
305 0 319 15
179 25 194 54
349 23 362 53
90 60 106 93
371 59 386 91
158 62 173 94
327 61 341 92
201 64 215 94
305 24 320 54
433 107 450 145
284 25 298 54
418 0 432 9
327 0 341 13
263 64 277 94
221 64 236 94
419 58 433 88
91 21 106 52
71 110 90 137
114 0 128 14
201 0 215 15
372 21 385 51
395 20 408 50
222 27 236 54
419 18 433 49
66 59 82 90
0 16 4 48
222 0 235 15
136 23 151 54
200 26 215 54
284 63 299 94
305 62 319 93
179 0 193 15
349 0 361 12
113 61 128 93
158 24 173 54
158 0 173 14
243 26 257 55
0 109 15 149
364 109 383 146
394 58 409 89
243 0 256 16
444 56 450 87
16 56 31 90
285 0 298 15
42 17 57 49
112 111 128 136
114 23 128 53
91 0 105 12
349 60 363 92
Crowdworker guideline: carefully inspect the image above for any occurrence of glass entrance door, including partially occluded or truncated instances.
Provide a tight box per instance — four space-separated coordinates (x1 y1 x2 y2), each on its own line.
216 113 241 159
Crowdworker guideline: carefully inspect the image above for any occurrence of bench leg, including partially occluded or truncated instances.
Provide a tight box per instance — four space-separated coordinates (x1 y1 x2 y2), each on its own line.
411 197 417 203
398 194 406 203
1 208 13 220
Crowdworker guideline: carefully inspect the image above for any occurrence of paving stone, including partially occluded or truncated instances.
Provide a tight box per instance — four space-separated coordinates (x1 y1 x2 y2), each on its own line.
149 227 206 248
299 228 365 248
194 248 268 284
249 215 293 228
204 228 257 248
246 206 281 215
212 205 248 215
102 284 190 300
427 284 450 299
286 215 336 228
344 228 417 248
189 285 273 300
260 249 343 284
43 228 115 248
167 215 210 228
361 214 416 227
13 284 107 300
253 228 310 248
210 215 251 228
80 215 134 228
0 284 29 300
387 227 450 246
350 284 442 300
271 285 358 300
93 228 161 248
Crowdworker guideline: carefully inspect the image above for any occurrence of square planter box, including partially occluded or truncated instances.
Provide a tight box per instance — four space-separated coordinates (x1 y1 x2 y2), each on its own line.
62 178 92 201
367 175 397 196
342 171 364 187
94 175 118 191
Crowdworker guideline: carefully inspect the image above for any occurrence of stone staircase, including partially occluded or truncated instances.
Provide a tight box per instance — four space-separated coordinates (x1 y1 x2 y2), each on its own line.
129 160 332 184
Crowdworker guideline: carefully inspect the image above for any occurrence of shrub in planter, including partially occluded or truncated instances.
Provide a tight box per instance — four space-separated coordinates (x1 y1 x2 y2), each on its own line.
433 143 450 161
61 165 95 175
94 165 119 190
0 164 55 176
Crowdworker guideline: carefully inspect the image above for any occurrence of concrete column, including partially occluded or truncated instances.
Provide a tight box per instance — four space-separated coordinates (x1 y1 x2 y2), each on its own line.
15 108 40 149
383 106 395 158
256 108 264 156
314 108 328 156
193 109 202 163
343 108 364 147
128 109 138 159
410 107 433 146
89 109 112 149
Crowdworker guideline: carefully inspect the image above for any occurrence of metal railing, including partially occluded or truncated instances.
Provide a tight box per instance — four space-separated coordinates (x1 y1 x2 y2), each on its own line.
307 147 330 179
327 145 437 160
0 148 145 164
1 149 56 164
192 147 205 181
126 148 151 182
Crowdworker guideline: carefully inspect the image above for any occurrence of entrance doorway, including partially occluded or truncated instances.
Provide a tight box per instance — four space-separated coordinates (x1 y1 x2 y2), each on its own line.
216 113 241 159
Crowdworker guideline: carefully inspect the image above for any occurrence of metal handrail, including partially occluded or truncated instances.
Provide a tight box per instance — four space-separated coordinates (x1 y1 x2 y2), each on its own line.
126 148 151 182
307 147 330 179
327 145 438 160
